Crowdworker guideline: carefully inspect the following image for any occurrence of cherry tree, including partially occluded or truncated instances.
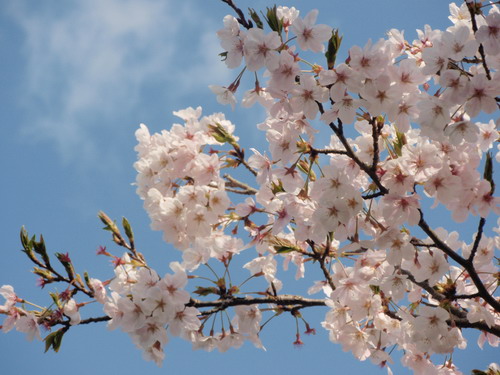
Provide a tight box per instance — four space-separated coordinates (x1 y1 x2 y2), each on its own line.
1 1 500 374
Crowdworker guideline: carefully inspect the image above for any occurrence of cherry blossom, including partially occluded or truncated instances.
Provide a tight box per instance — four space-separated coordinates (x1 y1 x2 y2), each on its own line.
475 9 500 56
243 28 281 72
290 9 332 52
63 299 81 326
15 313 42 342
217 15 245 69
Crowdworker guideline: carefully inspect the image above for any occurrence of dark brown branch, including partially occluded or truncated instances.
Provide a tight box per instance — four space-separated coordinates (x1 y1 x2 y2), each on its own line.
453 318 500 338
454 292 481 299
328 120 388 196
229 143 258 177
69 316 111 325
468 217 486 263
188 295 326 316
62 296 326 328
417 212 466 265
397 268 465 315
466 2 492 80
462 57 482 64
221 0 253 30
362 190 386 200
309 147 348 156
418 210 500 313
317 101 388 197
73 295 500 337
39 260 94 299
318 260 336 292
307 240 336 291
58 315 112 331
410 239 439 249
79 315 112 324
370 117 381 173
397 268 500 337
315 101 390 198
462 268 500 313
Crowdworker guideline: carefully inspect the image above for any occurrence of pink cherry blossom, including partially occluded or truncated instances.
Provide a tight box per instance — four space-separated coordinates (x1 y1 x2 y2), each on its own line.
233 305 262 335
381 193 421 227
243 28 281 72
465 73 500 117
290 9 332 52
475 10 500 56
63 299 81 326
15 313 42 341
290 74 328 119
349 39 390 79
217 15 245 69
0 285 18 313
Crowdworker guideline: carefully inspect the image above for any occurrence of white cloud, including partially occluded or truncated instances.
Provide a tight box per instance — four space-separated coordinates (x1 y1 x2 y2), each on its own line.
8 0 231 165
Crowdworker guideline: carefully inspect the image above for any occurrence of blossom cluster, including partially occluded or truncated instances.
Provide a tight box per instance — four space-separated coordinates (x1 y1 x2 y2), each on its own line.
1 1 499 374
104 256 269 364
0 276 105 342
134 107 244 266
102 258 194 365
134 1 500 370
0 285 42 342
210 2 500 373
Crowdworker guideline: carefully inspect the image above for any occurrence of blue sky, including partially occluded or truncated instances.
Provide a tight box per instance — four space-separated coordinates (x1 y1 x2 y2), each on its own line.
0 0 498 374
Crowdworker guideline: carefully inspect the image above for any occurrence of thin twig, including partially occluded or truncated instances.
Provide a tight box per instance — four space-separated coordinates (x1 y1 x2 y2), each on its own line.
225 187 257 195
362 190 386 200
308 240 336 291
309 147 348 156
396 268 500 337
224 174 258 195
466 2 492 79
453 292 481 299
468 217 486 263
329 120 388 195
221 0 253 30
238 156 258 177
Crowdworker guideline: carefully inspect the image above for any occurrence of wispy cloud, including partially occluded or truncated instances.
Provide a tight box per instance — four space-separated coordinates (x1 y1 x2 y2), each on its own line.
8 0 231 165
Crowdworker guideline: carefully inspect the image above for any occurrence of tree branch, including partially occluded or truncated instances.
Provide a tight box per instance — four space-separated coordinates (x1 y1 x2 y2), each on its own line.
315 101 389 197
362 190 386 200
418 210 500 313
187 295 326 316
307 240 336 291
238 157 258 177
309 146 348 156
466 2 492 80
468 217 486 263
223 174 258 195
72 294 500 337
220 0 253 30
453 318 500 338
398 268 468 320
324 115 388 196
370 117 381 173
397 268 500 338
